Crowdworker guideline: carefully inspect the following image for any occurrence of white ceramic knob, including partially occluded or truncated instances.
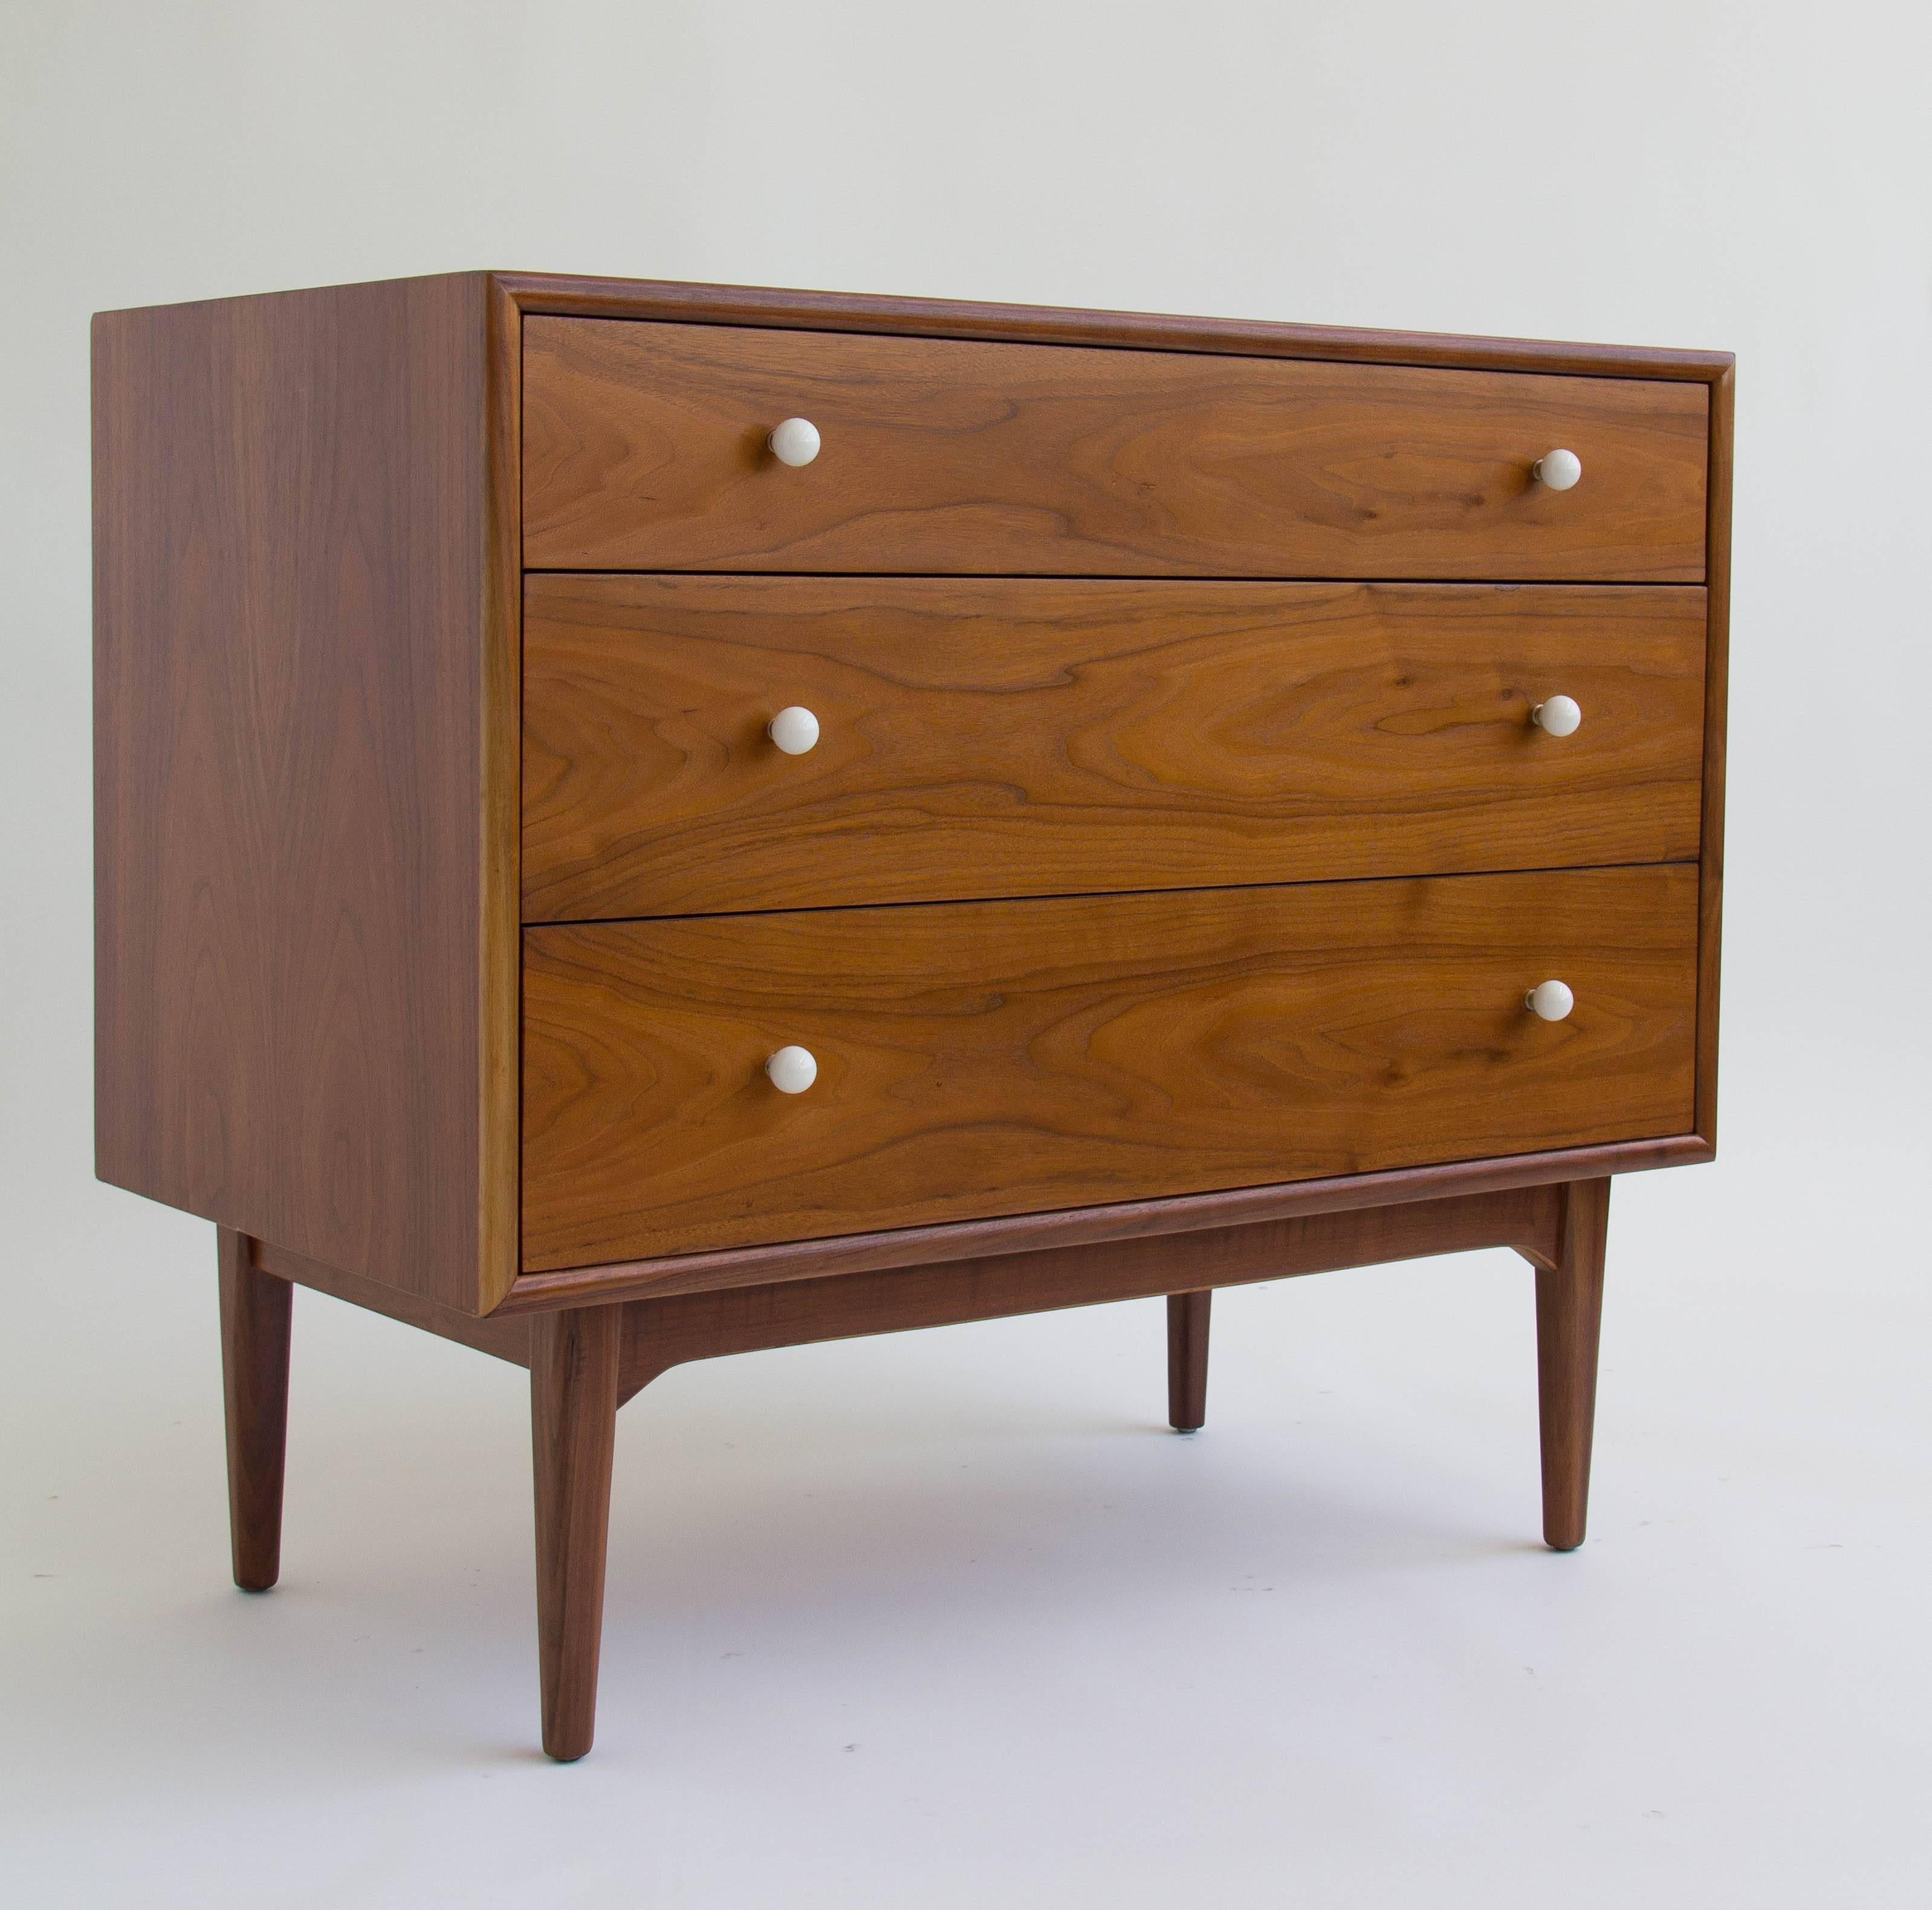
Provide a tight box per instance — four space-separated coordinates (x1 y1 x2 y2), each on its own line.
1525 979 1575 1022
1532 694 1583 737
767 706 821 755
1533 447 1583 490
768 417 821 467
765 1045 818 1094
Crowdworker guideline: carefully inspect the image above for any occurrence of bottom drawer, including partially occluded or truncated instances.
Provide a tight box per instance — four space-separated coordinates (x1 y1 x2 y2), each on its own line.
520 866 1697 1271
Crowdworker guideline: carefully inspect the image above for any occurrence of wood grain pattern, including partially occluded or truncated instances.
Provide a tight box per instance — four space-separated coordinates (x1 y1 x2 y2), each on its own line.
523 577 1705 921
616 1184 1561 1400
1167 1290 1211 1432
499 272 1735 383
218 1226 292 1592
92 274 519 1314
530 1306 620 1761
522 317 1708 580
522 866 1697 1272
1536 1178 1610 1550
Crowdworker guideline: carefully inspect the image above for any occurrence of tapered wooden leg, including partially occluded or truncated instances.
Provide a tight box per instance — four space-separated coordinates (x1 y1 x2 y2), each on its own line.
1536 1178 1610 1551
531 1305 621 1762
217 1227 292 1593
1167 1290 1212 1432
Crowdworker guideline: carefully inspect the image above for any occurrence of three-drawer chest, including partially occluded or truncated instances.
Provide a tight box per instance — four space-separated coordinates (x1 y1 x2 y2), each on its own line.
92 272 1731 1759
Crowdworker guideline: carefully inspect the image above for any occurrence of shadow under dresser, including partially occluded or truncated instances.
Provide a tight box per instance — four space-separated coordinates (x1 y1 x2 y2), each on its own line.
92 272 1732 1759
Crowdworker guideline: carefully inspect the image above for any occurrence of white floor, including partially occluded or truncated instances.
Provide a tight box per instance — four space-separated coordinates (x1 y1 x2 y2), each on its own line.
6 1076 1926 1909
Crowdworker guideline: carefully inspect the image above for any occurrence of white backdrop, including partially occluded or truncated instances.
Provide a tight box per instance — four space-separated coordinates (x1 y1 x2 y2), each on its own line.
4 4 1928 1905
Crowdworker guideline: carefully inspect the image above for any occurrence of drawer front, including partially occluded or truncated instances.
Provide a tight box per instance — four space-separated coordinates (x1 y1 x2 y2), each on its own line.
521 866 1697 1271
523 578 1705 921
522 318 1708 580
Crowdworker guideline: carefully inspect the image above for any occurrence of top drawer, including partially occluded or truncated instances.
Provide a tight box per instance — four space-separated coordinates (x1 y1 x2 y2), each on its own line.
522 317 1708 580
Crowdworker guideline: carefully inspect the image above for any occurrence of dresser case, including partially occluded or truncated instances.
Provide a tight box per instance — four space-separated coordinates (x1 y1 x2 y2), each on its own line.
92 273 1731 1759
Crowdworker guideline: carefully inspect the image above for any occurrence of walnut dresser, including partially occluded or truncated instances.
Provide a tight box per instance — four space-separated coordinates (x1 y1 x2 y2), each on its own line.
92 273 1731 1760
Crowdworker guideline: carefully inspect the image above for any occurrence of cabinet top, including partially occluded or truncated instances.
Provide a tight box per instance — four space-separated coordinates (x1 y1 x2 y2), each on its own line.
95 269 1734 385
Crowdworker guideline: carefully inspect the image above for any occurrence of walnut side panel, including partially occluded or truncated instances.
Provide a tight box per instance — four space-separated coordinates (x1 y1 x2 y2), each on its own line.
523 317 1708 580
92 273 514 1313
522 577 1705 920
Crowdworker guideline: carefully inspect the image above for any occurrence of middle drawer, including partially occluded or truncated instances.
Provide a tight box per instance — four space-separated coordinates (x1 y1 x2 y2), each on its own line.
523 577 1706 921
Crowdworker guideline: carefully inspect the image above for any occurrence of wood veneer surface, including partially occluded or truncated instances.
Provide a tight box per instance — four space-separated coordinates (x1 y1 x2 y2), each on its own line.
523 576 1705 920
93 273 517 1311
522 865 1698 1270
522 317 1709 579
